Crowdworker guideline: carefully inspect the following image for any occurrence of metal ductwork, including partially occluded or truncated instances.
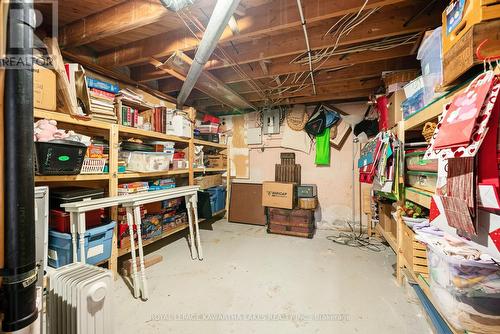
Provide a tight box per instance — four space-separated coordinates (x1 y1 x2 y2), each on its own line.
157 51 254 111
176 0 242 108
0 0 38 331
160 0 197 12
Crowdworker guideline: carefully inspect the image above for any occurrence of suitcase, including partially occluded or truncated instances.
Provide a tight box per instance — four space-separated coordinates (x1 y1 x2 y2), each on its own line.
267 208 315 238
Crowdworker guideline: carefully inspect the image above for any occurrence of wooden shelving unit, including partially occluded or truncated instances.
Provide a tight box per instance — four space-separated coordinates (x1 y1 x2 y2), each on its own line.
405 187 433 209
35 104 230 277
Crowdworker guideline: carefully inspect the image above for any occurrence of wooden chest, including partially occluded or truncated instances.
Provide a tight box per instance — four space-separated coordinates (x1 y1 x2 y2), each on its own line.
275 164 301 184
267 208 315 238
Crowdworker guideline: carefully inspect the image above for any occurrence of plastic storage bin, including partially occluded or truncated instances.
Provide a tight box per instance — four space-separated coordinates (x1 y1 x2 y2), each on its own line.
207 186 226 213
417 27 444 106
198 122 219 134
120 151 171 172
402 89 426 119
406 171 437 192
424 242 500 333
405 150 438 172
48 221 116 268
35 140 88 175
50 187 105 208
49 209 105 233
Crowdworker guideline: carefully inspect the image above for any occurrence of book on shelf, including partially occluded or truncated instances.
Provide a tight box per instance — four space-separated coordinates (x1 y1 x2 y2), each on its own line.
87 77 120 94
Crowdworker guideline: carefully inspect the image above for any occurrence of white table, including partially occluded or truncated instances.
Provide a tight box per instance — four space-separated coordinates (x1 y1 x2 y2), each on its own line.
60 185 202 300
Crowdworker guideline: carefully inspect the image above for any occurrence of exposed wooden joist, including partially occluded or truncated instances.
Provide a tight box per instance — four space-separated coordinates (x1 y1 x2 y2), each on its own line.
97 0 407 67
192 77 383 107
200 3 439 70
134 42 414 83
59 0 173 48
202 88 374 112
170 56 418 99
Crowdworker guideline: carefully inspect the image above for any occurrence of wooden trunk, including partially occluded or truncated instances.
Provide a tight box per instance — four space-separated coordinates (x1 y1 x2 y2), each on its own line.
267 208 315 238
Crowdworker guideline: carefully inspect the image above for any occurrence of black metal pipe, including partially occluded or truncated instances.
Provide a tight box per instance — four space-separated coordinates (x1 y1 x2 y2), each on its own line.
1 0 38 331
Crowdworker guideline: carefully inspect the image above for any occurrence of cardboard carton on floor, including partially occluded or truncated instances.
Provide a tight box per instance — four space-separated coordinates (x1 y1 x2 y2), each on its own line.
262 182 296 209
33 64 57 111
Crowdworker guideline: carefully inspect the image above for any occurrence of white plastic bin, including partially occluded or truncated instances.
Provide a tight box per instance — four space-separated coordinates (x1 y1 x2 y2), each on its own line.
120 151 171 172
417 27 443 105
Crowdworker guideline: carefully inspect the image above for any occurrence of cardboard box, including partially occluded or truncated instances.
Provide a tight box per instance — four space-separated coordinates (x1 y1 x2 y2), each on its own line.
262 182 296 209
388 89 406 128
33 64 57 111
194 174 222 190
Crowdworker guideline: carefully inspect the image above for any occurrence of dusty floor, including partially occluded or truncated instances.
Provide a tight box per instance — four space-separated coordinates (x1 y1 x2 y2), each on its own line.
114 220 432 334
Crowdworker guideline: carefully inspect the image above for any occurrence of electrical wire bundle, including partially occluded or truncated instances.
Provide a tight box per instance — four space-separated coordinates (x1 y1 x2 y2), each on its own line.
326 218 386 253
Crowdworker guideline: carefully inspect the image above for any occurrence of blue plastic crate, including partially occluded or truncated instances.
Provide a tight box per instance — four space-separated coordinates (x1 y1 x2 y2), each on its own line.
48 221 116 268
207 186 226 212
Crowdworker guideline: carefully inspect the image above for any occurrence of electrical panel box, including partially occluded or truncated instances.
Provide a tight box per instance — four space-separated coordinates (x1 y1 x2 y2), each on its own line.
262 109 280 135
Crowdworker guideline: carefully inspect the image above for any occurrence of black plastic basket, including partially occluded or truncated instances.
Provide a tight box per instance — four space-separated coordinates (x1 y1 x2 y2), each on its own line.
35 140 88 175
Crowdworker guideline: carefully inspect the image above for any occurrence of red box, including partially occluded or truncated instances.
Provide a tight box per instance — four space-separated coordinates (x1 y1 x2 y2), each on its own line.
49 209 106 233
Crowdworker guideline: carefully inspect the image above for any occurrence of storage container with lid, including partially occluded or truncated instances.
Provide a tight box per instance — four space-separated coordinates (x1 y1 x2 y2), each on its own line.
406 171 438 193
405 149 438 172
417 27 444 105
35 140 88 175
119 151 171 172
49 187 105 209
420 235 500 334
48 221 116 268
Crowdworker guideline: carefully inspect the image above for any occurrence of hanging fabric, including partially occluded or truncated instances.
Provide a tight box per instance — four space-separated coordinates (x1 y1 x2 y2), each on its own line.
315 127 330 165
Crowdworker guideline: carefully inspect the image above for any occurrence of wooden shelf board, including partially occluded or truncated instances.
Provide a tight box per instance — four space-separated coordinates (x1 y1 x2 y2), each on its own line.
34 109 112 130
118 223 189 257
118 125 190 143
118 169 189 179
194 168 227 173
405 187 434 209
35 174 110 182
375 224 397 252
193 139 227 149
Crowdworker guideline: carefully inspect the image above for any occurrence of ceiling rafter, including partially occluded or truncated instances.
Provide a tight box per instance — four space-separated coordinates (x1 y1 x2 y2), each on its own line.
95 0 407 67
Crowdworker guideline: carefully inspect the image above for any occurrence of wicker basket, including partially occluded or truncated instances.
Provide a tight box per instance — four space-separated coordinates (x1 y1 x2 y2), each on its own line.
422 122 437 143
80 158 107 174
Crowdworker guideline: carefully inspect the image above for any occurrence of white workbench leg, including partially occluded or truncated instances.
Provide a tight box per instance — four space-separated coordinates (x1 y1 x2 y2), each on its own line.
184 195 196 260
126 207 140 299
70 212 78 263
190 194 203 260
133 205 149 300
78 212 86 263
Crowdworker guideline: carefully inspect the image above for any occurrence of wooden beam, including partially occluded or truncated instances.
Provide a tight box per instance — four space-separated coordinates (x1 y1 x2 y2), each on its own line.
97 0 407 67
201 88 375 111
200 3 439 70
59 0 173 48
193 78 382 107
132 42 414 83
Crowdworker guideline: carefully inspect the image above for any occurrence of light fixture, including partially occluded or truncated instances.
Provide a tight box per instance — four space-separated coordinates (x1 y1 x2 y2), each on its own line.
160 0 197 12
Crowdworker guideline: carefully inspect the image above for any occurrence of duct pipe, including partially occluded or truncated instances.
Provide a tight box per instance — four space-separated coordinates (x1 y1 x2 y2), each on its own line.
176 0 242 108
158 51 254 110
0 0 38 331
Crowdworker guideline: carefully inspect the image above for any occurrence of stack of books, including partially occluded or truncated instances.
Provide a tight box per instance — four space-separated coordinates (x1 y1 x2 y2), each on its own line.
87 77 119 123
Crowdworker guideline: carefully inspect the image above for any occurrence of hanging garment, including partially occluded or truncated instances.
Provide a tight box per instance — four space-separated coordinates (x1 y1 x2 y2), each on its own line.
447 157 475 210
377 95 389 131
440 196 476 237
315 127 330 165
433 71 496 149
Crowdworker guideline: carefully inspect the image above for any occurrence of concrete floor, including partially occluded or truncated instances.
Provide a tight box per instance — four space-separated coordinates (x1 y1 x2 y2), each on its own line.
114 220 433 334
